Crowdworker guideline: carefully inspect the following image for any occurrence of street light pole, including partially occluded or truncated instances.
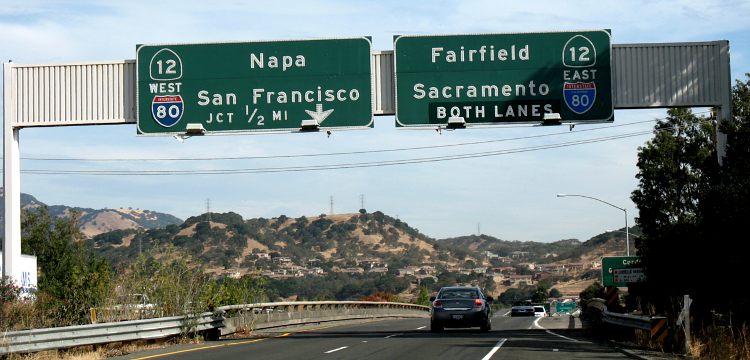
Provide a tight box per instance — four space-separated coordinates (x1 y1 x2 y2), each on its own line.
557 194 630 256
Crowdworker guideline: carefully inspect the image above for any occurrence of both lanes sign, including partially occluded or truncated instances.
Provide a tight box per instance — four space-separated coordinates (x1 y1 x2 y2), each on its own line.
394 30 613 127
136 38 374 135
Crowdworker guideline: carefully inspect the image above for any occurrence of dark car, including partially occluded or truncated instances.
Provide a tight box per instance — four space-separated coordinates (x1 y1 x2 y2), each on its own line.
430 286 493 332
510 305 535 317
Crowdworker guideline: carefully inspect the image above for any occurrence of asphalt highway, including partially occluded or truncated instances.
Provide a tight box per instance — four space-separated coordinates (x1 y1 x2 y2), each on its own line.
114 314 630 360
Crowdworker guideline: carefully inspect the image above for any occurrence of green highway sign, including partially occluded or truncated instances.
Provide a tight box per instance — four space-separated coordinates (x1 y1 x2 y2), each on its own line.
137 38 373 135
555 302 578 314
602 256 642 287
394 30 613 127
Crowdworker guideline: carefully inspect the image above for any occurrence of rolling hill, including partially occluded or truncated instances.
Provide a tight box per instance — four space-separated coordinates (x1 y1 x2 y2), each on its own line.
0 189 183 238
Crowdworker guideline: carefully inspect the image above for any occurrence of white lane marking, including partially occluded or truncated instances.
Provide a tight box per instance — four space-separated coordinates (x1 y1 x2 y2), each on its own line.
532 317 544 329
416 326 427 330
324 346 349 354
481 338 507 360
384 333 403 338
545 330 581 342
533 316 585 343
503 310 511 316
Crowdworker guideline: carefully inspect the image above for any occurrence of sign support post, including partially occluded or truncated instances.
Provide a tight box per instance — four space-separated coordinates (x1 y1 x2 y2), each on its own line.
2 62 22 281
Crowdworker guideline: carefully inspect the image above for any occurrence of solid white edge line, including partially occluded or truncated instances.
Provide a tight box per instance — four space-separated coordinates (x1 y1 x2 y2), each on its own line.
480 338 508 360
416 326 427 330
324 346 349 354
533 316 581 342
545 330 580 342
384 333 403 338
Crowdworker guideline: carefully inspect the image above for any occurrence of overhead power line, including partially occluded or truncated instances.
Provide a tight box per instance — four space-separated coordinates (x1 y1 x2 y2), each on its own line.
18 115 708 163
19 129 656 176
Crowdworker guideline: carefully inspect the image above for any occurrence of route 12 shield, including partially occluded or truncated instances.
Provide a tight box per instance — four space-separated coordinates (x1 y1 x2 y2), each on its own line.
151 95 184 127
563 82 596 114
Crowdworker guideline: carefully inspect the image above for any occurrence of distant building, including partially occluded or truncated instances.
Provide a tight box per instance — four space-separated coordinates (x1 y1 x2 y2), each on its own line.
492 266 515 273
357 258 386 269
368 267 389 274
339 267 365 274
508 274 534 285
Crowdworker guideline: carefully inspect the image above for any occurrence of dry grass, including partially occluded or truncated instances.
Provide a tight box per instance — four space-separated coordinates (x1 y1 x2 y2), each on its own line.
5 339 199 360
690 323 750 359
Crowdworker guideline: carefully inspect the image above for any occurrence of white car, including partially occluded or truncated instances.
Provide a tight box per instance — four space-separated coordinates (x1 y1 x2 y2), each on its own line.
533 306 547 317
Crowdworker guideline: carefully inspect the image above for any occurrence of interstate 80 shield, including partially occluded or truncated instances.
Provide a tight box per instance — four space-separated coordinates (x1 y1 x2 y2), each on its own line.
151 95 184 128
563 82 596 114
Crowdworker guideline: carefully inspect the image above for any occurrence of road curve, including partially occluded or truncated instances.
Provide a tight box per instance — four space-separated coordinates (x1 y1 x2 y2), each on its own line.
113 314 630 360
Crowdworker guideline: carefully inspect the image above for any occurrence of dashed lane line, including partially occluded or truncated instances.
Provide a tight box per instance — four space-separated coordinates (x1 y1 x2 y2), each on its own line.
324 346 349 354
480 338 508 360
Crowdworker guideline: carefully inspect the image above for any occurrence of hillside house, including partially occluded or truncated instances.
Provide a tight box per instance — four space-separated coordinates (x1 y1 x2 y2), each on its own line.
357 258 386 269
272 256 292 263
566 263 585 271
305 267 325 276
368 267 389 274
492 266 515 273
339 267 365 274
508 274 534 285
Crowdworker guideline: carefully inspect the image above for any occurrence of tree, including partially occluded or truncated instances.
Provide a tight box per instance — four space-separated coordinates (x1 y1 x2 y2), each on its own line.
21 207 113 326
549 288 562 299
579 282 605 301
631 76 750 327
415 286 430 306
531 284 549 303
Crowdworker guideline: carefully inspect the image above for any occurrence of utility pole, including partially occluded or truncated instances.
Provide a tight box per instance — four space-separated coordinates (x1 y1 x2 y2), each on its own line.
329 196 334 215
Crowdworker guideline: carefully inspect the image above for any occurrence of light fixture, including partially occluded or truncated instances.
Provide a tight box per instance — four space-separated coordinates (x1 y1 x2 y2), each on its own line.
542 113 562 126
300 119 320 132
185 123 206 135
447 116 466 129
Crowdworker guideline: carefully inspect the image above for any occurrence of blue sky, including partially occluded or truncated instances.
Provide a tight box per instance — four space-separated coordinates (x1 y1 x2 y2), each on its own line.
2 0 749 242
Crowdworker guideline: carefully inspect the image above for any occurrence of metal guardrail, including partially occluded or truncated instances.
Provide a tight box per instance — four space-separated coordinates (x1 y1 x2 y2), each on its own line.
1 301 429 355
1 312 221 355
584 298 668 341
217 301 429 336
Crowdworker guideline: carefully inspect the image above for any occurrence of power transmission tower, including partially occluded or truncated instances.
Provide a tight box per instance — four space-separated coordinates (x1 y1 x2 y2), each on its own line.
360 194 365 210
207 198 211 224
330 196 334 215
477 223 481 236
